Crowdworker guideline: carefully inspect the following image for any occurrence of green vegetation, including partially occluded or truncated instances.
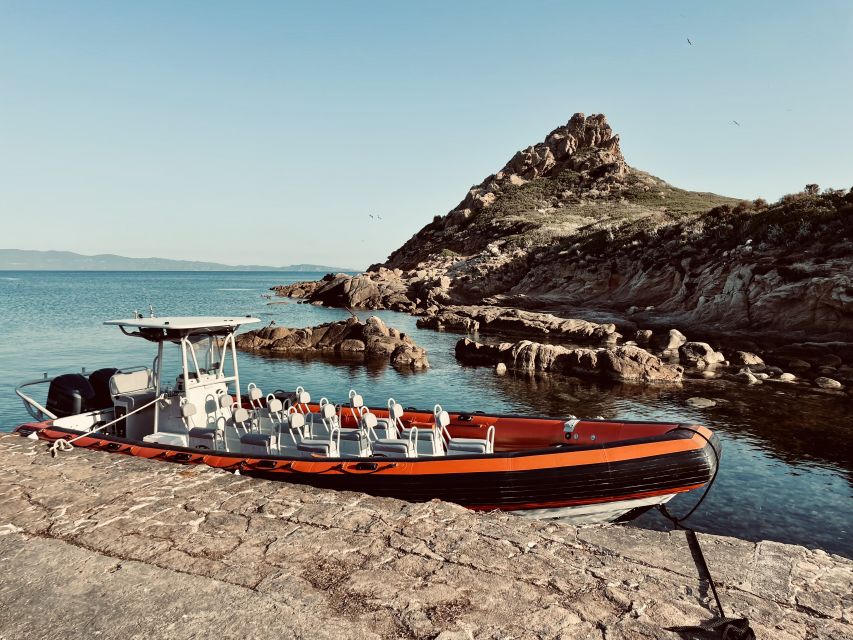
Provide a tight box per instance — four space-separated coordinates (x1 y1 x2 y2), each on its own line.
566 186 853 263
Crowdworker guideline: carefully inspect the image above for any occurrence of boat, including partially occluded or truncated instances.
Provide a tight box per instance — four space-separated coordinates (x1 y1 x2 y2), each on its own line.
13 315 720 524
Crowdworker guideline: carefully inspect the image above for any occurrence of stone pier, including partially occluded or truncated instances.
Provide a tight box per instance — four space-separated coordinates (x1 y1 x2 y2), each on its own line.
0 435 849 639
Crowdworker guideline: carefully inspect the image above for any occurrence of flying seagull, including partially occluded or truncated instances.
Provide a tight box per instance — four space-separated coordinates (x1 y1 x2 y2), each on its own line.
687 37 693 45
368 214 374 219
731 120 741 126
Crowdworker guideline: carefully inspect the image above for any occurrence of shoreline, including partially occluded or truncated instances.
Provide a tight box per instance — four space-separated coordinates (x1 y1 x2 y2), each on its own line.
271 277 852 395
1 434 849 639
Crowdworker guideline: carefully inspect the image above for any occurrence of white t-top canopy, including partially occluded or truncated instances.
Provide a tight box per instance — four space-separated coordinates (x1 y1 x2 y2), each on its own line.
105 316 261 332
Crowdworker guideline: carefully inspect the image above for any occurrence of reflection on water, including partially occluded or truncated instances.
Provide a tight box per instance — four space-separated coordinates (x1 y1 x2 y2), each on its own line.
0 271 850 558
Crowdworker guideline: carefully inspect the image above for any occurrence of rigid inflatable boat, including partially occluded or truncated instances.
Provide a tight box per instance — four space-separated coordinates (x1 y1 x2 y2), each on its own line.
14 316 719 524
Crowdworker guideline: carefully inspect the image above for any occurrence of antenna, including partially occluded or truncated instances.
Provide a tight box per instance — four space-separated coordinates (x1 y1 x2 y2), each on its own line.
149 303 156 318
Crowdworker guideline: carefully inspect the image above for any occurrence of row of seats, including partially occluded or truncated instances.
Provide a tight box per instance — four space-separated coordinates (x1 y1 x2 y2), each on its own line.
178 384 496 459
175 384 495 458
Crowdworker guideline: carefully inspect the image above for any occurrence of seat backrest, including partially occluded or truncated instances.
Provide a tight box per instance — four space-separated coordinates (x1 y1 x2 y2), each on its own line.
268 398 283 413
233 407 250 424
321 403 336 420
361 412 378 429
436 410 450 429
289 412 306 430
349 389 364 409
248 385 263 402
109 369 153 396
390 403 404 421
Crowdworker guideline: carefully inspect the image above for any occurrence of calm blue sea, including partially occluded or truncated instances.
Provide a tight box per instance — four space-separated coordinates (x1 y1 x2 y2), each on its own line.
1 271 850 557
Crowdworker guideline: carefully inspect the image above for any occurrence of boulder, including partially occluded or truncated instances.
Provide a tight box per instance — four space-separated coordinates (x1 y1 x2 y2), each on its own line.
270 280 324 299
679 342 725 368
417 310 480 332
339 339 366 352
455 338 683 384
664 329 687 351
635 329 653 345
235 317 429 369
814 377 843 390
735 369 761 385
731 351 764 367
779 372 797 382
389 344 429 369
495 362 507 375
686 397 717 408
788 359 811 370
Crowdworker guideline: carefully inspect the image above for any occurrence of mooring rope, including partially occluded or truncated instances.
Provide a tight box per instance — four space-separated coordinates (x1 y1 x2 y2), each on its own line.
49 394 166 457
658 427 755 640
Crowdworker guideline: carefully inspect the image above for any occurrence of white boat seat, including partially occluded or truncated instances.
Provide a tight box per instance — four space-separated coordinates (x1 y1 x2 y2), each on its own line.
372 438 417 458
434 407 494 456
247 384 263 406
233 407 253 431
340 429 369 441
109 369 154 396
297 439 337 456
188 427 216 440
240 432 274 454
188 426 224 451
400 428 440 441
446 439 489 454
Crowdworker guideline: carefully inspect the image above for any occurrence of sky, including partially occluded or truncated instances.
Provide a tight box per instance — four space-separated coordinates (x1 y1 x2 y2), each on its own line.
1 1 851 269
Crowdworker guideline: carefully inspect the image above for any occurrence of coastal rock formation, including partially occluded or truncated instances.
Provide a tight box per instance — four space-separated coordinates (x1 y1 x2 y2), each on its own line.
417 305 619 344
275 270 417 312
278 113 851 341
235 316 429 369
455 339 683 384
1 435 848 640
272 279 325 299
678 342 725 369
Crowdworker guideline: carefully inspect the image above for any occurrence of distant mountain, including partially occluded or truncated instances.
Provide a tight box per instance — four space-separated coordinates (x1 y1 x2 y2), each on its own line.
0 249 354 273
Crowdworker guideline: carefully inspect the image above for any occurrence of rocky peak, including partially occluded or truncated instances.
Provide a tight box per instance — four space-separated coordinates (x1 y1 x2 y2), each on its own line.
378 112 633 271
452 112 627 218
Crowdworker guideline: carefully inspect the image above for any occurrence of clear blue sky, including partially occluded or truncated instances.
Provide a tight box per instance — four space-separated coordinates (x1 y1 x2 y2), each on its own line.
1 1 851 269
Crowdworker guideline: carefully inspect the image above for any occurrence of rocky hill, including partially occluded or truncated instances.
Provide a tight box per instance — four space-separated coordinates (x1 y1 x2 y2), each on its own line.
280 113 853 340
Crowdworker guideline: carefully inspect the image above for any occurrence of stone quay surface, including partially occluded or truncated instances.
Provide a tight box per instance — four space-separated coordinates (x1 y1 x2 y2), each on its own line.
0 434 849 640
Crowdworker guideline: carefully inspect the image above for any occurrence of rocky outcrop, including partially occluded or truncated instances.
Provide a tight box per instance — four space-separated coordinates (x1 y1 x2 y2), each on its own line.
444 113 626 221
272 279 325 299
235 316 429 369
678 342 725 369
1 435 850 640
381 113 632 271
362 112 852 340
455 339 684 384
417 305 618 344
273 270 419 312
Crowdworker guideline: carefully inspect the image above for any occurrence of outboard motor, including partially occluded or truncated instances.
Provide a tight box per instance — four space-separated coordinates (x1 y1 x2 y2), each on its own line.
46 374 96 418
88 367 118 410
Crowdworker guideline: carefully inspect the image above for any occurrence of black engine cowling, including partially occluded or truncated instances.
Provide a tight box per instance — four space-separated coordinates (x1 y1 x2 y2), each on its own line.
88 367 118 410
46 374 96 418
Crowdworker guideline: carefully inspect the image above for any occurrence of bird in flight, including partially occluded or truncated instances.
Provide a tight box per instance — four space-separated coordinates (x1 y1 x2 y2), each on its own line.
368 214 374 219
731 120 741 126
687 37 693 46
